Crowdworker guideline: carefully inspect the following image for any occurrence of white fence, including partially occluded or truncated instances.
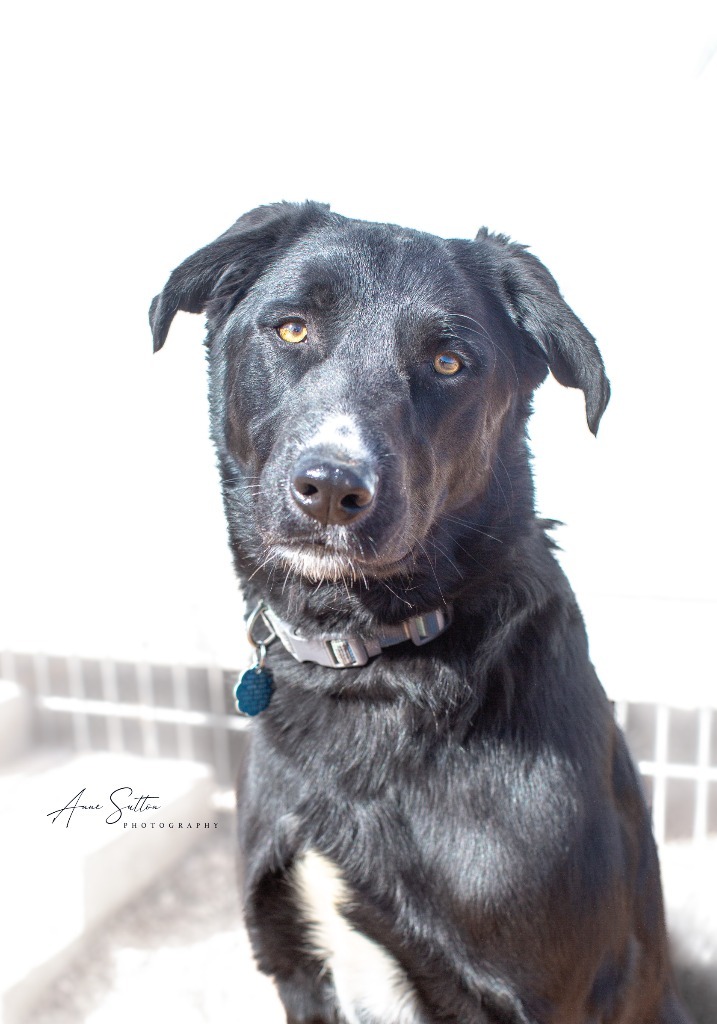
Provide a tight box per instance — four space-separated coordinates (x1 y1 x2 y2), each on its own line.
2 648 716 846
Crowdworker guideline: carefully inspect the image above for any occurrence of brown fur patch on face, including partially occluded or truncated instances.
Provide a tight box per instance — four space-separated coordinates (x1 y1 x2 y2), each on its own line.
443 386 516 509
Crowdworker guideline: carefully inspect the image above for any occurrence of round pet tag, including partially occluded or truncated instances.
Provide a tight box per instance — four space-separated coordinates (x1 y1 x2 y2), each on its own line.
234 668 274 716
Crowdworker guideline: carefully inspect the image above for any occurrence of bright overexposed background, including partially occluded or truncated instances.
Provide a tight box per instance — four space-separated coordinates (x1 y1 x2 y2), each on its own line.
1 1 715 703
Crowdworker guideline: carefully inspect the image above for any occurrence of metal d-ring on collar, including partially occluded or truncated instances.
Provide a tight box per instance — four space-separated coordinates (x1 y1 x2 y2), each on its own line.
245 601 278 671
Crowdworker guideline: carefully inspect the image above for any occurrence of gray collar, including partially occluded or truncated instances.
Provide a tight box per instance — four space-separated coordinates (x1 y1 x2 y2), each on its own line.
248 601 453 669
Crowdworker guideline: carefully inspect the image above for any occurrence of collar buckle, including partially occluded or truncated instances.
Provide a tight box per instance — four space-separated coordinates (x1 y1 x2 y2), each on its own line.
326 637 368 668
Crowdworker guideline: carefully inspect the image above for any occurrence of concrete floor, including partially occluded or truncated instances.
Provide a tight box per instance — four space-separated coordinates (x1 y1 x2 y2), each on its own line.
29 814 716 1024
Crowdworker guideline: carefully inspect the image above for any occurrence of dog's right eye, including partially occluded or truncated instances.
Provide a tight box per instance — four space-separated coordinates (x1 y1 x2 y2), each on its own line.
277 321 308 344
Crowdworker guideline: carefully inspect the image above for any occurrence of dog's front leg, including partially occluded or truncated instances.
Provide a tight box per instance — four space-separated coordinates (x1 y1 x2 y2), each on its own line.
236 738 343 1022
245 865 345 1024
274 976 342 1024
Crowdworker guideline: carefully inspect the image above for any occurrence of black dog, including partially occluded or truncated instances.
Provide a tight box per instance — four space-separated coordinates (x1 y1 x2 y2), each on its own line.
151 203 692 1024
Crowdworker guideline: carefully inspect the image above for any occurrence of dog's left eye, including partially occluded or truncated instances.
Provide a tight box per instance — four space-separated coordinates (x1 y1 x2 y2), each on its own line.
277 321 308 344
434 352 463 376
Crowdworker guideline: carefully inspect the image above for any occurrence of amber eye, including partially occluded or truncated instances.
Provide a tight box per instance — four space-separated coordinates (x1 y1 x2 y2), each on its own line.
433 352 463 376
277 320 308 344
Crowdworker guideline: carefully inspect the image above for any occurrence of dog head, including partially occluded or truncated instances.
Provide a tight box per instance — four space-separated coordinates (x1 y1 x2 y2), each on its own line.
150 202 608 595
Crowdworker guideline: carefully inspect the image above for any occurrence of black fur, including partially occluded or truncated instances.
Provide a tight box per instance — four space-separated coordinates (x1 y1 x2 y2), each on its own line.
151 202 692 1023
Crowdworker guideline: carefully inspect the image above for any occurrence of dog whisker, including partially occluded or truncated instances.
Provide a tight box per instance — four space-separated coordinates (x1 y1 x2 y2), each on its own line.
426 537 465 580
438 513 504 544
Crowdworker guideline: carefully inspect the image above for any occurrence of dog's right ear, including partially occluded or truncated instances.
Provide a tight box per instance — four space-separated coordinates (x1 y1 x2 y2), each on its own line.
149 201 330 352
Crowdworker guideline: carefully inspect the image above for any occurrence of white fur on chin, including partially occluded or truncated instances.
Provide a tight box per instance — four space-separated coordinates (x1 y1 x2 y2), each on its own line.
275 545 357 583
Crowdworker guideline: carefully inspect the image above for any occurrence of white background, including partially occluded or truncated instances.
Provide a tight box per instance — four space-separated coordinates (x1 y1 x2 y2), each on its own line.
1 1 715 703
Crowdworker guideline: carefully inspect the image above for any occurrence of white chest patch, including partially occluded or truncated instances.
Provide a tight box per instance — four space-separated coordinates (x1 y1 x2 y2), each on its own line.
293 849 426 1024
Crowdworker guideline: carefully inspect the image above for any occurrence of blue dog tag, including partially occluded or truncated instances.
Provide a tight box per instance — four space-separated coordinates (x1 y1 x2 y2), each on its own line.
234 668 273 716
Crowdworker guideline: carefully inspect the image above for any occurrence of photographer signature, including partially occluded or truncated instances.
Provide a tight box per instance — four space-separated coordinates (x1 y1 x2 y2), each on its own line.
47 787 160 827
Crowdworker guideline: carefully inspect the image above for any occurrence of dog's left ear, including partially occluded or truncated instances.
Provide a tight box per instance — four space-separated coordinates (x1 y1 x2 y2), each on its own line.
149 201 330 353
473 229 610 435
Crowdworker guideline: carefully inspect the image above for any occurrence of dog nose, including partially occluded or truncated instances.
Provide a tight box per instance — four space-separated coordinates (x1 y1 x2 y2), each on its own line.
290 454 377 525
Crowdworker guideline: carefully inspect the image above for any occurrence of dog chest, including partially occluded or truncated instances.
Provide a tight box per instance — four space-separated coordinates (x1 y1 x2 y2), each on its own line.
293 849 427 1024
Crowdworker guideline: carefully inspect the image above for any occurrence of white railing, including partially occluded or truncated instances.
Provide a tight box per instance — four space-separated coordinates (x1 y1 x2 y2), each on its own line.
2 648 715 843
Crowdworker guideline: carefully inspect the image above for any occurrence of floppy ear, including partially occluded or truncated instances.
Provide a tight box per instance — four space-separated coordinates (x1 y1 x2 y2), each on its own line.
149 201 330 353
474 228 610 435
